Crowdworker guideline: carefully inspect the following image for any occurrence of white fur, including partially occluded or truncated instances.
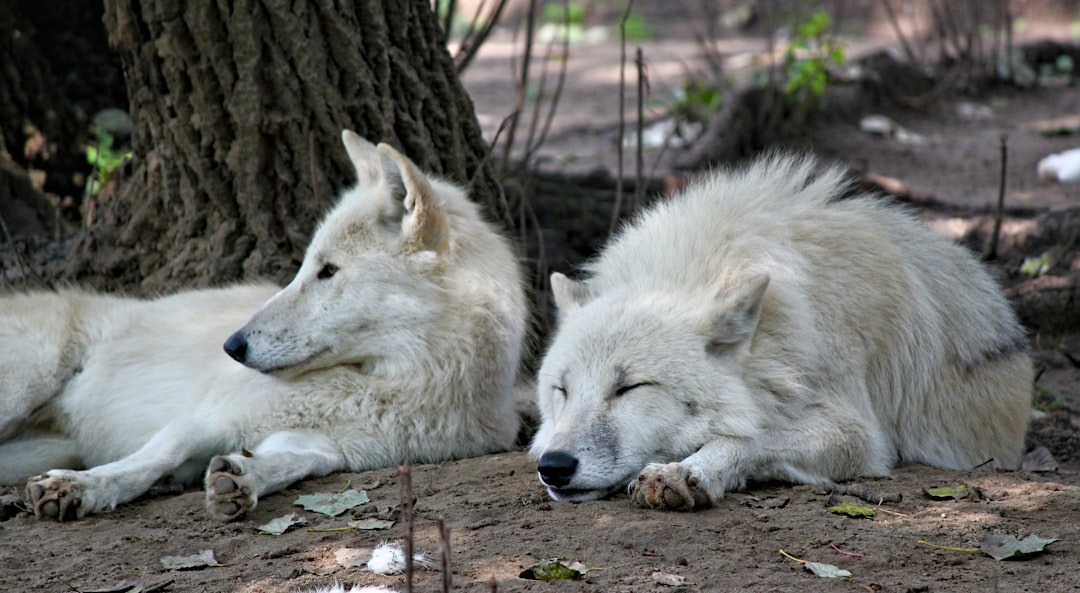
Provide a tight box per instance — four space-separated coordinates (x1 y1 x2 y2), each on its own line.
365 542 430 575
531 154 1032 510
0 130 527 521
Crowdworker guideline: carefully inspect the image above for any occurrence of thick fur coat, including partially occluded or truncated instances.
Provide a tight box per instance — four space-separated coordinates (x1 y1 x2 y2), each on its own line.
531 155 1032 510
0 131 527 521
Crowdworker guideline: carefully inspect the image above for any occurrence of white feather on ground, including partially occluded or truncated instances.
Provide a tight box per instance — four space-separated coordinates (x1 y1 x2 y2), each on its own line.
300 583 397 593
366 541 431 575
1037 148 1080 183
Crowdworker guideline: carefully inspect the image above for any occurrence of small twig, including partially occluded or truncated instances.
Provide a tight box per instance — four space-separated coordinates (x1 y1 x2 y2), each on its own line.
438 518 451 593
442 0 458 44
983 133 1007 261
400 465 415 593
634 46 647 215
489 576 498 593
825 483 902 504
455 0 511 73
973 457 995 469
917 539 981 553
829 543 865 559
609 0 635 237
497 0 538 175
337 479 352 494
878 0 919 63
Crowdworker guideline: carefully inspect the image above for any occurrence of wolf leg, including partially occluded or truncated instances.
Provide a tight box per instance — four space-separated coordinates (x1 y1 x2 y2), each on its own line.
25 418 224 520
205 430 345 521
631 403 890 511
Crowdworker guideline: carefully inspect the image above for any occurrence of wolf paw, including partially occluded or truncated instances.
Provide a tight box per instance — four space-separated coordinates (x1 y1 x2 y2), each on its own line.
205 454 258 521
26 471 94 521
629 463 712 511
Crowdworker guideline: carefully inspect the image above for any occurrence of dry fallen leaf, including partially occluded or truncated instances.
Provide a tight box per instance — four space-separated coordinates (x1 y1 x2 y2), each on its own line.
160 549 219 570
294 489 370 516
980 533 1058 560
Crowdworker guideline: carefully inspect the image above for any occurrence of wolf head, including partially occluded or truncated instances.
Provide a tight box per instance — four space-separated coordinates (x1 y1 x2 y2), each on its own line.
530 272 769 501
224 130 457 377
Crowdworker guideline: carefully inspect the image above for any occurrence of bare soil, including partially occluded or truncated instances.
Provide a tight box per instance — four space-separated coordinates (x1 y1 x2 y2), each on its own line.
4 16 1080 593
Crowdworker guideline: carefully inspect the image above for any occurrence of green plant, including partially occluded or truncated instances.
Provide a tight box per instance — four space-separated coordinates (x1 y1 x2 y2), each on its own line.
666 77 724 123
85 128 131 198
783 11 845 106
1032 385 1061 413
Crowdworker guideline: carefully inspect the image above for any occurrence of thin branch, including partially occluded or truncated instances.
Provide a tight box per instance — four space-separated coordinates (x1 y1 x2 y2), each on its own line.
455 0 511 73
634 46 646 215
497 0 538 175
609 0 635 237
522 0 571 167
878 0 918 63
983 134 1007 261
400 464 415 593
438 518 451 593
442 0 458 44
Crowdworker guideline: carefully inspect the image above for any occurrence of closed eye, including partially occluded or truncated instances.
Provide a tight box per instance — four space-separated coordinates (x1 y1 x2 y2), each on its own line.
553 385 567 398
317 263 339 280
614 382 653 397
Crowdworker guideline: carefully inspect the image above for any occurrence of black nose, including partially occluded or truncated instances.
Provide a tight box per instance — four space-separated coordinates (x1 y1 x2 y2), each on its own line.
537 451 578 488
223 332 248 363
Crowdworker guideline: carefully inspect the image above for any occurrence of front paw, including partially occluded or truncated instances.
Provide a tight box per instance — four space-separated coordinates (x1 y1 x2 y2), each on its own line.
205 454 257 521
629 463 713 511
26 471 95 521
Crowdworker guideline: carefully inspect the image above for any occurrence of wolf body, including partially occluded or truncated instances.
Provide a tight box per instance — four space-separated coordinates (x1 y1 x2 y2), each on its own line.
0 131 527 520
531 155 1032 510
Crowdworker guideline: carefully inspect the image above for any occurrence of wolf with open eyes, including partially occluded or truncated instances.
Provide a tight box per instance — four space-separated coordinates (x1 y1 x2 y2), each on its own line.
0 130 527 521
531 154 1032 510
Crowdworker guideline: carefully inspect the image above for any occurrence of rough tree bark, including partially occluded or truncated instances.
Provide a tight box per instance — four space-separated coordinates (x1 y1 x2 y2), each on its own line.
65 0 505 293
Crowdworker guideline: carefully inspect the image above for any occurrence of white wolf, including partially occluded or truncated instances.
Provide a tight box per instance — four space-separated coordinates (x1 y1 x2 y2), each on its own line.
531 155 1032 511
0 130 527 521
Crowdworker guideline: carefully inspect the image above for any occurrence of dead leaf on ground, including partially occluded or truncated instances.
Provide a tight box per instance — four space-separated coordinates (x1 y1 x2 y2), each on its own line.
160 549 219 570
980 533 1059 560
922 485 968 500
651 571 688 586
257 512 308 535
293 489 370 516
519 559 587 581
827 501 876 518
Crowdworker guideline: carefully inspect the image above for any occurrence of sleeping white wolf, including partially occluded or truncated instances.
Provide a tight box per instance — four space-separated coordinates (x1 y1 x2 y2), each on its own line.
531 155 1032 511
0 130 527 521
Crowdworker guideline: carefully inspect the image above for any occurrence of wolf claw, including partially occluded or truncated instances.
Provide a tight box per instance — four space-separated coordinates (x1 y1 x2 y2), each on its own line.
205 455 257 521
26 473 88 521
630 463 712 511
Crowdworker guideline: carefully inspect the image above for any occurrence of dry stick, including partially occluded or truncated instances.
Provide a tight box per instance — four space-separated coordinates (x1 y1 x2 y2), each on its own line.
455 0 511 73
442 0 458 44
308 131 320 211
399 464 415 593
825 483 902 504
521 0 571 168
438 518 452 593
878 0 918 63
608 0 635 237
496 0 538 175
984 134 1007 261
634 46 646 215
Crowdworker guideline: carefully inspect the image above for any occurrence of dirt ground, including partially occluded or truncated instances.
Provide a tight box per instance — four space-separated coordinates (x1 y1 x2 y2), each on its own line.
4 11 1080 593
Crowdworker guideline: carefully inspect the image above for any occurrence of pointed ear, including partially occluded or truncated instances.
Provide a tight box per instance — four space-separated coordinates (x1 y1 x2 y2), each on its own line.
341 129 381 186
376 143 448 253
707 273 769 354
550 272 592 310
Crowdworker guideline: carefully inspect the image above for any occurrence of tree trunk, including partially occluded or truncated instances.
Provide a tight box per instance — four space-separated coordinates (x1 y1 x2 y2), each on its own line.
66 0 504 293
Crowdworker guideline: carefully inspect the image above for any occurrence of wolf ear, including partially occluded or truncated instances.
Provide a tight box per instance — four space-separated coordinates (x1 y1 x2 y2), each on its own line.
550 272 593 310
376 143 449 253
341 129 381 186
706 273 769 354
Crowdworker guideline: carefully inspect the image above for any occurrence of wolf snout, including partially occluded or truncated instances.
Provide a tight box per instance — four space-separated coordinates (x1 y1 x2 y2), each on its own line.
537 451 579 487
223 332 248 363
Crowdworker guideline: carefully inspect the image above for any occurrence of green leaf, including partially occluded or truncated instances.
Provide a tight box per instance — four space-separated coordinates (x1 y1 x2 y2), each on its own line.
923 485 968 500
293 489 370 517
1020 254 1052 277
827 501 876 518
803 561 852 578
257 512 308 535
519 559 587 581
980 533 1058 560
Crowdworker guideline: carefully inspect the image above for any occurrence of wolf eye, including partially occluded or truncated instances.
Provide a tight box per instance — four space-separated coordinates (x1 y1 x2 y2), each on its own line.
615 382 652 397
317 263 339 279
553 385 567 398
